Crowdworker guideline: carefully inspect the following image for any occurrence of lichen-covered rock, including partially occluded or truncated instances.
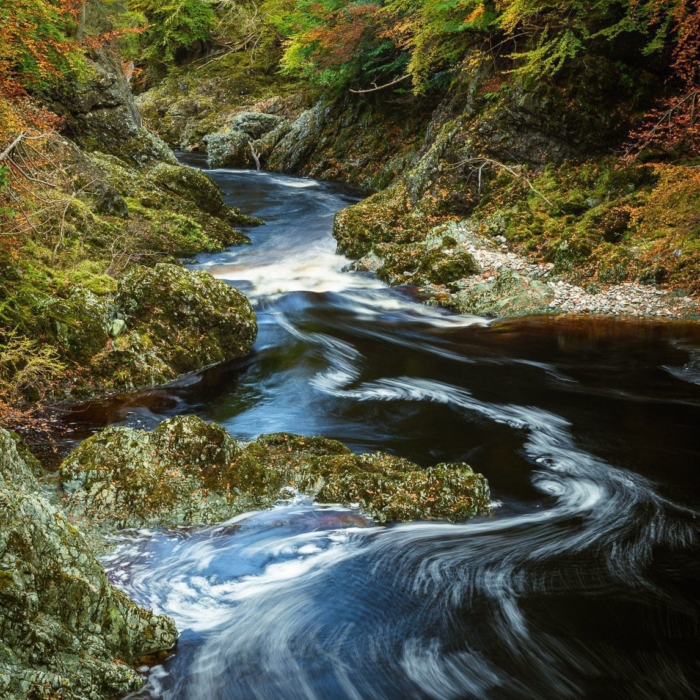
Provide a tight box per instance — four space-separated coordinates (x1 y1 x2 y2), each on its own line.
92 263 257 389
60 416 245 530
250 433 492 524
59 417 491 531
229 112 286 139
447 268 555 317
205 112 286 168
0 429 177 700
205 130 254 169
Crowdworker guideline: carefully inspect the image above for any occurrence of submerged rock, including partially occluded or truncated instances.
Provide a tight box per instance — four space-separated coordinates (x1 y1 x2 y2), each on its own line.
59 416 491 531
0 429 177 699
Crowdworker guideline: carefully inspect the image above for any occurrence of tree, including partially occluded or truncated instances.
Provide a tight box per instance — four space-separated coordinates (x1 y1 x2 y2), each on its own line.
129 0 216 67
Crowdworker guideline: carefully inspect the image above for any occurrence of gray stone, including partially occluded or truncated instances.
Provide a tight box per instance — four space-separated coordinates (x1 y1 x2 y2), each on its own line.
0 429 177 700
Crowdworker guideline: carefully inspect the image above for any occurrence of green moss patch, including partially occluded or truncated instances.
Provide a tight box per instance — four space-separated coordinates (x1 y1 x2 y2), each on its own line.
60 416 492 531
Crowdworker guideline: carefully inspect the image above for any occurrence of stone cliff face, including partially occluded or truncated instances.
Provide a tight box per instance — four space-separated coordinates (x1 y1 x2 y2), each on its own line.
48 48 175 167
0 429 177 699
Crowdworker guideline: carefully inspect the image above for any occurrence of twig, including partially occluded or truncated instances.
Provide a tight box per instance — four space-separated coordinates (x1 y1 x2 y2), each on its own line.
349 74 411 94
51 194 76 265
0 132 26 162
625 90 700 163
7 158 59 189
452 157 553 206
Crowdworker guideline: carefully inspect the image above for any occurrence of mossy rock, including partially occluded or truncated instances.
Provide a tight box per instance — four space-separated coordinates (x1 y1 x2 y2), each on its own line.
333 184 423 259
229 112 286 139
0 428 177 700
60 416 244 530
418 248 480 285
108 263 257 381
149 162 229 215
39 288 111 365
205 131 253 169
449 268 555 317
251 432 491 524
59 417 492 531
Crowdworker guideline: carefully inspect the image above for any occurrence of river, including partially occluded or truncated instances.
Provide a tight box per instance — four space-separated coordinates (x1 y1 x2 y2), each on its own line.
64 155 700 699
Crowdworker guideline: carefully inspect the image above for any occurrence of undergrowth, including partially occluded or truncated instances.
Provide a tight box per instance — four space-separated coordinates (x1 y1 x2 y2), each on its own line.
475 159 700 292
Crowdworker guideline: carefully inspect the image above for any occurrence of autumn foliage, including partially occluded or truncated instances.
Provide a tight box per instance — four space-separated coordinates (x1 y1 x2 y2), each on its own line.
0 0 85 129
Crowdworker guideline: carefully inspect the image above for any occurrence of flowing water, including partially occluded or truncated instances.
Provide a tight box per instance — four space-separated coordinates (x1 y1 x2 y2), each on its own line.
65 154 700 699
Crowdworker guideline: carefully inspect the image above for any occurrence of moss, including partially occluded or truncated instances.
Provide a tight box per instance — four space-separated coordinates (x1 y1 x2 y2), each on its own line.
0 133 259 401
60 418 492 531
477 160 700 292
419 248 480 285
0 428 177 699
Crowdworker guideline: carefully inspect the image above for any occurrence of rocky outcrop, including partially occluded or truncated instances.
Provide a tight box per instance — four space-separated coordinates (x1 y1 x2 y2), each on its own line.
0 130 261 400
263 96 432 190
0 429 177 699
60 416 491 531
49 48 176 167
92 263 257 391
134 51 308 151
205 112 288 168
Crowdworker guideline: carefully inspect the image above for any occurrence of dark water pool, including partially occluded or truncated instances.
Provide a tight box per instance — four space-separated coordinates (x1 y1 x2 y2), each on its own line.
64 155 700 699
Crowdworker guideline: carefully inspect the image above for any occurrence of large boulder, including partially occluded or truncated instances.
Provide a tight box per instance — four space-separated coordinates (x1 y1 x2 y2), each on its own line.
60 416 245 530
0 429 177 699
93 264 257 390
148 161 262 226
229 112 286 139
59 417 492 531
205 112 287 168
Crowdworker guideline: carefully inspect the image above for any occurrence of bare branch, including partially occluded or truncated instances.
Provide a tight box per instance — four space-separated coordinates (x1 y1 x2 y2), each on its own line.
452 157 553 206
249 142 261 171
349 74 411 94
0 132 26 162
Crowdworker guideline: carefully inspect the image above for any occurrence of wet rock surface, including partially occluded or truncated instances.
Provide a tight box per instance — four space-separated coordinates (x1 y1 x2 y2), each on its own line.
0 429 177 700
59 416 491 532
